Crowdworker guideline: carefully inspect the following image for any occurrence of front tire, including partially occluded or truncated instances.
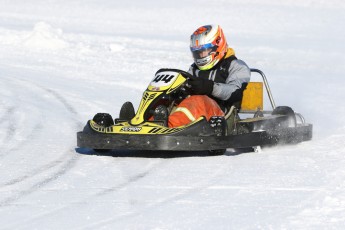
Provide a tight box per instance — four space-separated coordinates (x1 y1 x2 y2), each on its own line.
92 113 114 153
93 113 114 127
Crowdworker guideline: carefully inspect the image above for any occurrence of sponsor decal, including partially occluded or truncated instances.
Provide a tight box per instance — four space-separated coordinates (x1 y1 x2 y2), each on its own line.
121 127 142 132
151 86 160 91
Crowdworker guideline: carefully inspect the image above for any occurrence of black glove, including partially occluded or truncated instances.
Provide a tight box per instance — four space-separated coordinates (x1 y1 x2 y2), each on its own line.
188 77 214 95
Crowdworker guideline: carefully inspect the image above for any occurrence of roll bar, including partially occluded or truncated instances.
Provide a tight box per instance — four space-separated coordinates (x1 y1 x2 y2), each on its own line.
250 68 276 110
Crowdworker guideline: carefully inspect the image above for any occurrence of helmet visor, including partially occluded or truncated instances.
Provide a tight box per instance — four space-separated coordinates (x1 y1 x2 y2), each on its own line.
191 43 217 60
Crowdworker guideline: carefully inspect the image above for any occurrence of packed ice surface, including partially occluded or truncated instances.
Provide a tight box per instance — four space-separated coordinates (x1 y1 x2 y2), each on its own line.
0 0 344 229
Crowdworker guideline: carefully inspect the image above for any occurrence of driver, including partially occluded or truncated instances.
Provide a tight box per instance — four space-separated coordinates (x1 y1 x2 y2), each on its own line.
167 24 251 127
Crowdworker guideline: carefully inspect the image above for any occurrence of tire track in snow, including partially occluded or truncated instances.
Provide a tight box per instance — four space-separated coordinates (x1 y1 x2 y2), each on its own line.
0 106 16 147
0 122 43 158
0 149 79 206
2 159 165 230
0 75 161 220
1 151 71 187
92 159 164 197
0 76 82 205
6 79 168 189
0 77 44 157
0 75 169 229
281 138 345 228
0 80 24 151
77 159 230 229
42 87 80 119
0 106 15 126
0 77 61 168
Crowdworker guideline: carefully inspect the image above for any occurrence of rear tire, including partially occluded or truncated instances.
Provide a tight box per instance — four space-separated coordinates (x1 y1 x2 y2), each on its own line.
272 106 297 128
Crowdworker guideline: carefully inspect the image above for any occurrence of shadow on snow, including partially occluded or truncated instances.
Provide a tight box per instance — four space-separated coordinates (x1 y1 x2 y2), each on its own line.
75 147 254 158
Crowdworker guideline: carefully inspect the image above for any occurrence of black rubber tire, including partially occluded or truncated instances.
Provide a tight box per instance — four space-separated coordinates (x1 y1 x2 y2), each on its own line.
93 113 114 126
272 106 297 128
92 113 114 153
119 102 135 120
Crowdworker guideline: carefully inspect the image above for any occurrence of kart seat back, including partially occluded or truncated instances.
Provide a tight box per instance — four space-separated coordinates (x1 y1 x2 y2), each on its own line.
239 68 276 114
240 82 263 112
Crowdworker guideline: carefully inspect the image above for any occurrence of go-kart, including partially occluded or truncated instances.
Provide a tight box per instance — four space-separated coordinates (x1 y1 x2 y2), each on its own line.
77 68 312 154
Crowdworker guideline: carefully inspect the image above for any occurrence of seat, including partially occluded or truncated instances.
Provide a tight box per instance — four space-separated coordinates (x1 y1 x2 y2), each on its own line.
240 82 263 113
224 69 276 132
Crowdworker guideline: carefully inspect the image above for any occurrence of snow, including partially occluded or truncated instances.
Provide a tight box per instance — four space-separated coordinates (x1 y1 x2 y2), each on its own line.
0 0 345 229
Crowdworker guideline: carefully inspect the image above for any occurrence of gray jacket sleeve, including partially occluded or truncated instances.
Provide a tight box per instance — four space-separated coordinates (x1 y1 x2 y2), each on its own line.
212 59 251 100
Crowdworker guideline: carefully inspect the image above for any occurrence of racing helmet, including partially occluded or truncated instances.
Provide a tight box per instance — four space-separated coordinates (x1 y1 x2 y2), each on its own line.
190 25 228 70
